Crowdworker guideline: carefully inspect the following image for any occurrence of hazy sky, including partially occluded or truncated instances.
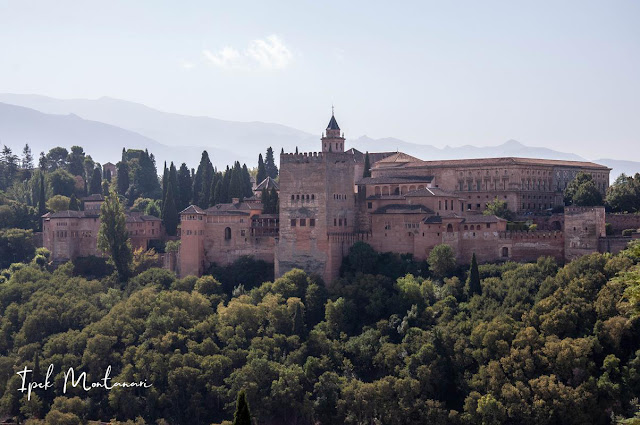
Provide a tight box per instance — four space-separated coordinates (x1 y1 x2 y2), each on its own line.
1 0 639 159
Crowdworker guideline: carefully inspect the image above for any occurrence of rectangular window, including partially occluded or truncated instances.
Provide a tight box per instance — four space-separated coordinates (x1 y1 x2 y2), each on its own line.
334 218 337 226
486 223 490 229
291 219 296 227
310 219 315 227
300 219 306 226
338 218 343 226
367 202 372 209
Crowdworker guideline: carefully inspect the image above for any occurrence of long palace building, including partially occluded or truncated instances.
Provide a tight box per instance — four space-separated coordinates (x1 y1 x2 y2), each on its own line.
44 113 618 284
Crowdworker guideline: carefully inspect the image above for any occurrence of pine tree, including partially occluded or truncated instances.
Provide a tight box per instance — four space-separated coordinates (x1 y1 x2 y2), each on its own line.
256 153 267 184
89 166 102 194
467 253 481 297
116 160 130 196
363 152 372 178
98 188 133 282
177 163 192 211
21 144 34 180
38 151 47 171
69 193 80 211
265 147 278 179
233 391 252 425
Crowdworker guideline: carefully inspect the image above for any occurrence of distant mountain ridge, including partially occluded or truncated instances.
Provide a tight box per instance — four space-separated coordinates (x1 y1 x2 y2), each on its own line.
0 93 638 179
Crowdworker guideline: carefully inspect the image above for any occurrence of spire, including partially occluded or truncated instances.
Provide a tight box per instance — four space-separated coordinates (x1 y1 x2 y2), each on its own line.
327 106 340 130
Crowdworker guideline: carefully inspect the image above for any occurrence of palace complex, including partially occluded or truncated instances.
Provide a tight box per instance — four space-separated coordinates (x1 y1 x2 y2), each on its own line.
43 113 631 284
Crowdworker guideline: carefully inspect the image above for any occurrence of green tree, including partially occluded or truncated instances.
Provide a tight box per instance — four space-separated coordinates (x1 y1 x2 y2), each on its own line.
192 151 214 207
162 170 179 236
256 153 267 184
428 244 456 279
98 188 132 282
565 172 603 206
348 241 378 274
177 162 192 211
483 197 514 220
467 253 481 297
116 160 130 197
67 146 86 177
44 147 69 171
46 195 70 212
265 146 278 179
229 162 244 201
68 193 80 211
363 151 371 178
38 172 47 218
242 163 253 198
233 390 252 425
47 169 76 197
90 165 103 195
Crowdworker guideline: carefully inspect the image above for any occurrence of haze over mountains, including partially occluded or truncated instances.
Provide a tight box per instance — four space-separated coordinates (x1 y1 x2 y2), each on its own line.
0 93 637 179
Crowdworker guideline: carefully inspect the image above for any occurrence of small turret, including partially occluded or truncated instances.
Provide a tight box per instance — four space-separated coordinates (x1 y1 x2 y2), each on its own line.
321 108 345 152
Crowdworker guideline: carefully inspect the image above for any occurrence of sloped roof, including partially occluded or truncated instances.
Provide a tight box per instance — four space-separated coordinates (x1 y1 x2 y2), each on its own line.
327 115 340 130
396 156 609 170
205 202 251 216
255 176 280 191
345 148 397 164
358 175 434 185
48 210 85 218
374 152 422 164
180 205 205 214
82 194 105 202
372 204 434 215
404 187 462 198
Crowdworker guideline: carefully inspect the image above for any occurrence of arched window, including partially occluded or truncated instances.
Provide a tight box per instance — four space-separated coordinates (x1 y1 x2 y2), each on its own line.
375 186 381 196
464 225 468 230
224 227 231 240
382 187 389 196
447 224 453 233
501 247 509 258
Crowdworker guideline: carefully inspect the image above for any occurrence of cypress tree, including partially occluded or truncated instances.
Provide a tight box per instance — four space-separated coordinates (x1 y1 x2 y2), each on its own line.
220 166 231 203
270 187 279 214
69 193 79 211
467 253 481 297
38 172 47 222
363 152 372 178
192 151 214 207
177 163 192 211
161 161 168 213
242 163 253 198
89 166 102 194
116 160 130 196
97 188 132 283
102 179 110 196
261 188 270 213
162 177 179 236
292 302 305 336
233 391 252 425
265 147 278 179
213 180 223 206
229 162 244 201
256 153 267 184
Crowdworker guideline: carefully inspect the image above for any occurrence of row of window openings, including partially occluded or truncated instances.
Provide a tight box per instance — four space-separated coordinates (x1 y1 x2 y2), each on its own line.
291 218 316 227
385 223 491 231
459 180 509 191
523 203 553 210
291 194 315 201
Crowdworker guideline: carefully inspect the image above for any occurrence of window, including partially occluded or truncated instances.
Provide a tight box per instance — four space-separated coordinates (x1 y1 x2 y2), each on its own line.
300 219 306 226
486 223 490 229
368 202 372 209
291 219 296 227
240 229 246 236
334 218 337 226
224 227 231 240
447 223 453 233
310 218 315 227
311 194 315 200
338 218 343 226
501 247 509 258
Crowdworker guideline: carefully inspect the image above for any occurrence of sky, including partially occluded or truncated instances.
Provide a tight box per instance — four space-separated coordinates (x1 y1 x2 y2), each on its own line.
0 0 639 159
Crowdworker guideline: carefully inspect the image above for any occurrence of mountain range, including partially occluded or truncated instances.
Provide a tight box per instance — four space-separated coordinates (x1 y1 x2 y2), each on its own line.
0 93 637 180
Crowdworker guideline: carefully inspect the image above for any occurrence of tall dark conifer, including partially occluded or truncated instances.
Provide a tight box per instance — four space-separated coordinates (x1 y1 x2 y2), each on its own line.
89 166 102 195
242 164 253 198
162 165 179 237
232 391 251 425
256 153 267 184
363 152 372 178
265 147 278 179
192 151 214 207
177 163 192 211
116 160 130 196
467 253 481 297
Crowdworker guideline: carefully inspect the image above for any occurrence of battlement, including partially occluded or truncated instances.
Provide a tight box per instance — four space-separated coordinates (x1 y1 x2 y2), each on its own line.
280 152 326 163
565 206 606 215
499 230 563 240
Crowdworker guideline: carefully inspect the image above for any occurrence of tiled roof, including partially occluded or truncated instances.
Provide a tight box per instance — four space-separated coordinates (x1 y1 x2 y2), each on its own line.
358 175 434 185
205 202 251 216
462 214 507 223
374 152 422 164
383 155 609 170
404 187 461 198
327 114 340 130
345 149 397 164
48 210 85 218
180 205 205 214
372 204 434 215
82 194 105 202
255 176 280 191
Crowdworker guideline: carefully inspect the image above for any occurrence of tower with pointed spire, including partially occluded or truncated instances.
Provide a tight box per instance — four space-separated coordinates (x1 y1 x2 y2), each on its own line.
321 109 345 152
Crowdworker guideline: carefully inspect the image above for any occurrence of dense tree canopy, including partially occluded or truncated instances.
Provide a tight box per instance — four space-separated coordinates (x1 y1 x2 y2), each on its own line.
565 172 603 207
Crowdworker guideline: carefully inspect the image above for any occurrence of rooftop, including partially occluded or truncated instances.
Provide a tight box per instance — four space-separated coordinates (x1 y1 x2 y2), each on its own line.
372 204 434 215
358 175 434 185
255 176 280 191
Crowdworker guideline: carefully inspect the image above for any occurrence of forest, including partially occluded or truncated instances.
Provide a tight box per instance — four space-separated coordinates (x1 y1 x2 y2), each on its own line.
0 234 638 424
